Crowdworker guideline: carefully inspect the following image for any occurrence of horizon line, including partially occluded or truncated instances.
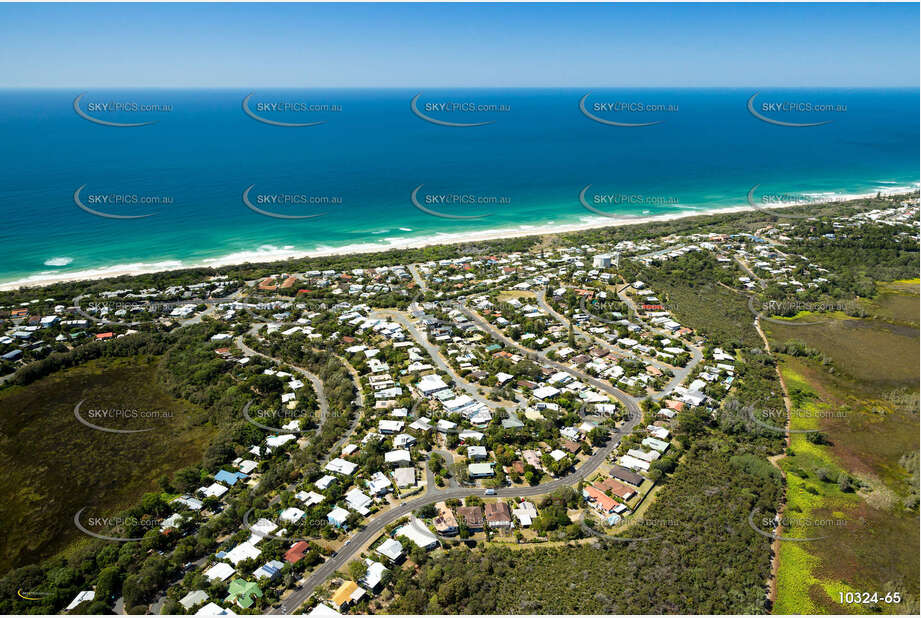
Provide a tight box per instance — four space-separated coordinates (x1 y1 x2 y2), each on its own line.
1 85 917 90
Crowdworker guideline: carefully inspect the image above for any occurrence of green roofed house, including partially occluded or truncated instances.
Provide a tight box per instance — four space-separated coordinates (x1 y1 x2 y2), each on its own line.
224 579 263 609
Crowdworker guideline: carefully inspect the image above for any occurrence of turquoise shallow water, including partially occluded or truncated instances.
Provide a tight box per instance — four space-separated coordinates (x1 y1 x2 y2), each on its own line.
0 88 917 285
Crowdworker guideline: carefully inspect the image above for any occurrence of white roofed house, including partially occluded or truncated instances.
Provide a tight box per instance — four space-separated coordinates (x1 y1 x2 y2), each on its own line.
315 474 337 490
180 590 209 611
394 517 439 550
378 419 405 434
393 433 416 448
345 488 373 515
225 541 261 565
468 462 495 478
205 562 236 582
296 490 326 507
279 507 306 523
385 449 412 465
201 482 229 499
436 419 457 433
409 416 432 432
361 559 390 591
247 518 279 544
327 506 350 528
266 434 296 448
560 426 581 442
512 501 538 527
466 445 488 460
458 429 484 442
325 458 358 475
619 453 651 472
367 471 392 496
532 385 560 400
469 407 493 426
416 373 449 396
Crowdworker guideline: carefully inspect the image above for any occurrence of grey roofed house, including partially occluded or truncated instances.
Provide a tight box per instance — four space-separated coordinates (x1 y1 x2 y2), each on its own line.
180 590 209 610
609 464 644 486
1 349 22 361
376 537 404 562
393 467 416 488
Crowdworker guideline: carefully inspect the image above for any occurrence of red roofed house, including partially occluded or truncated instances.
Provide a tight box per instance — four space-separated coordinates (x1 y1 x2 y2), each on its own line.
285 541 310 564
595 477 636 501
664 399 685 412
583 485 617 513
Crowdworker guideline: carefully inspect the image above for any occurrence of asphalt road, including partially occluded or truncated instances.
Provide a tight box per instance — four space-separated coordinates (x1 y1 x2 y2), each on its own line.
609 282 704 401
235 330 330 425
372 308 520 412
451 301 642 415
273 302 644 614
272 413 635 615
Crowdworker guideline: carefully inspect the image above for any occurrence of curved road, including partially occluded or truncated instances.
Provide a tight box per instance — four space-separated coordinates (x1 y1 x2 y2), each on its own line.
273 302 643 614
273 410 636 614
372 308 521 412
606 282 704 401
235 330 330 425
450 301 642 415
537 288 679 375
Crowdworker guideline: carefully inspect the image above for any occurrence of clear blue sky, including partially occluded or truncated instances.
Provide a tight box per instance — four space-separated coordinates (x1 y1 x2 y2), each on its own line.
0 2 917 87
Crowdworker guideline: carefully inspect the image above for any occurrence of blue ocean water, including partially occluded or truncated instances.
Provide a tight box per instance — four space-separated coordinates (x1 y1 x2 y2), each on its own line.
0 88 917 286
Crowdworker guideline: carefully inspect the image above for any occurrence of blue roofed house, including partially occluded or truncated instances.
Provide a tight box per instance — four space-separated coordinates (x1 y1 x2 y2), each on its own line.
254 559 284 581
215 470 248 486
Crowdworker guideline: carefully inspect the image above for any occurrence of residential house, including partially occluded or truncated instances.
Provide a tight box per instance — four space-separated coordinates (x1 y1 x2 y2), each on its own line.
484 501 512 528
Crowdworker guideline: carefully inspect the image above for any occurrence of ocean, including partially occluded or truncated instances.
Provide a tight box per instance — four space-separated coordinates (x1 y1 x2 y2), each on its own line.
0 88 917 287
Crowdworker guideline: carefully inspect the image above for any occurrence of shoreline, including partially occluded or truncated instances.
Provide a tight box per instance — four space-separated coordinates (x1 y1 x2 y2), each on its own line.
2 187 916 292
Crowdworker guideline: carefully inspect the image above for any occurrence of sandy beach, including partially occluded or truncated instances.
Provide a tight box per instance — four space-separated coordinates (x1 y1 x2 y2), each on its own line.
1 188 915 292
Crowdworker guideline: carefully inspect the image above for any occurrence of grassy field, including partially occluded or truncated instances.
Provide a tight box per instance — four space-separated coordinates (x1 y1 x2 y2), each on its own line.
862 279 920 327
766 281 919 614
644 280 761 348
0 355 215 574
